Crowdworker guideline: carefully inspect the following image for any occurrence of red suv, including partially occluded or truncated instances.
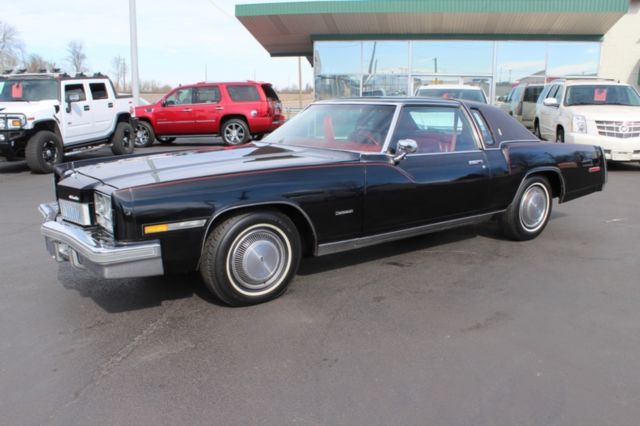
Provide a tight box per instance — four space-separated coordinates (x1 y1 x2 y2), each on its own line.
134 81 284 147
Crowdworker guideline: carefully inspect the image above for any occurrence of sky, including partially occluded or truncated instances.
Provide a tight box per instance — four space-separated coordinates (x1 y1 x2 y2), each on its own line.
3 0 314 89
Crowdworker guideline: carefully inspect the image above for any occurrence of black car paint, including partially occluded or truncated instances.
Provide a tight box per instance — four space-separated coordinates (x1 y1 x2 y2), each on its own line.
52 99 606 275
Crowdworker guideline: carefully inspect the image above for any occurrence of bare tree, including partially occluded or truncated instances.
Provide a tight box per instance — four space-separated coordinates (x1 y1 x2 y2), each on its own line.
111 55 128 91
66 40 87 74
0 20 24 71
24 54 50 73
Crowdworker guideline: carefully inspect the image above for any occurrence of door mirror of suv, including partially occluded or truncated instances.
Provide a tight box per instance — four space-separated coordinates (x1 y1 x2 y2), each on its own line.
65 93 81 113
543 97 559 107
497 96 506 102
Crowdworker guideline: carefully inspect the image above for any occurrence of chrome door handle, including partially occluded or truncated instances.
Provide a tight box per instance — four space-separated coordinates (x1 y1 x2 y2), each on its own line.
183 108 192 112
468 159 484 165
215 106 224 110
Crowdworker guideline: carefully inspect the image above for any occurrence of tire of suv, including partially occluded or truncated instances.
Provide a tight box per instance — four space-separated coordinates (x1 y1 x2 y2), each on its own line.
135 121 155 148
499 175 552 241
25 130 64 174
221 119 250 145
110 122 135 155
157 137 176 145
556 127 565 143
200 210 301 306
534 120 542 139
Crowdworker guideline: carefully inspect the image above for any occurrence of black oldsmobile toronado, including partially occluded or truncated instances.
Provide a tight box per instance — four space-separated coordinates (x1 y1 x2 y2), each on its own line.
40 98 606 306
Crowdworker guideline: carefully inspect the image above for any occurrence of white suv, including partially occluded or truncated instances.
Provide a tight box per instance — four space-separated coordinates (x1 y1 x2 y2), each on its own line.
0 72 136 173
534 79 640 162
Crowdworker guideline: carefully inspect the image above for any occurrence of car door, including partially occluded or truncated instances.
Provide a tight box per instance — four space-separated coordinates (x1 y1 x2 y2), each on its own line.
88 81 112 137
540 84 560 139
364 105 491 235
522 86 543 127
192 85 222 133
62 82 92 144
154 87 196 135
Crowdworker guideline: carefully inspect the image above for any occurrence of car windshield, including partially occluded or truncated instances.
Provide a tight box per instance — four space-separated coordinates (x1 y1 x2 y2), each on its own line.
565 85 640 106
263 104 396 153
0 79 58 102
417 88 486 103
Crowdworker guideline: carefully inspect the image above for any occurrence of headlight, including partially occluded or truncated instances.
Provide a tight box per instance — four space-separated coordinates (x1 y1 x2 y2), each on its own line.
572 115 587 134
94 192 113 234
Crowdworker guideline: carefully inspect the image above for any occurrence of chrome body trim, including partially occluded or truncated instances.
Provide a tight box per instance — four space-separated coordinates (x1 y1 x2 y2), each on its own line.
40 203 163 279
315 210 503 256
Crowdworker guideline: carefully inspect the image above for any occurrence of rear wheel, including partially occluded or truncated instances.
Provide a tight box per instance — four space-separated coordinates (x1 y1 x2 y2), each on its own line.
134 121 155 147
200 210 301 306
25 130 63 174
556 127 565 143
110 122 135 155
534 120 542 139
221 119 250 145
157 137 176 145
500 176 552 241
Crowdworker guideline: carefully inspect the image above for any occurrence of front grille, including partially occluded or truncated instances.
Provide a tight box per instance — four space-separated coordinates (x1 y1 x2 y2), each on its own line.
595 121 640 138
59 200 92 226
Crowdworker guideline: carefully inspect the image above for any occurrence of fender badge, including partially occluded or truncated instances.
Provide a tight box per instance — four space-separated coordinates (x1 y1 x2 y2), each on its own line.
335 209 354 216
68 195 80 201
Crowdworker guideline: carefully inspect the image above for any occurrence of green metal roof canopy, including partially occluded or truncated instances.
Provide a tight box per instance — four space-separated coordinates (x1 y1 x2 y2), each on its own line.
236 0 629 57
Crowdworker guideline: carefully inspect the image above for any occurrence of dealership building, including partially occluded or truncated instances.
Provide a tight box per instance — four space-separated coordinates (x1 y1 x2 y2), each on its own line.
236 0 640 103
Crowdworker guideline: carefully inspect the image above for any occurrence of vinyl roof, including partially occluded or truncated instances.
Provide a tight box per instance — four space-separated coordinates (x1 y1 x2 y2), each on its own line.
236 0 629 58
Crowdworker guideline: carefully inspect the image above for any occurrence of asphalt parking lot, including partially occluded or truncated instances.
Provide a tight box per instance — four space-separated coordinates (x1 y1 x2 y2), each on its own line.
1 139 640 425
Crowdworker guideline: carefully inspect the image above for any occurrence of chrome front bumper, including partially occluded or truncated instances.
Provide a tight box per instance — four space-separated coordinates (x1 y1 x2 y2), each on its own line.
39 202 164 279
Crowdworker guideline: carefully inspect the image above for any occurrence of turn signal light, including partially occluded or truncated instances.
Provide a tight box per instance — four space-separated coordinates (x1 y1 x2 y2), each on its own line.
144 224 169 234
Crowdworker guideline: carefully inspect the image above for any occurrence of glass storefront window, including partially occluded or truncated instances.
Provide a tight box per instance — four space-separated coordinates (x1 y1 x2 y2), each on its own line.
362 41 409 74
314 74 361 100
547 42 599 78
412 41 493 75
495 41 547 101
362 74 408 97
314 42 361 75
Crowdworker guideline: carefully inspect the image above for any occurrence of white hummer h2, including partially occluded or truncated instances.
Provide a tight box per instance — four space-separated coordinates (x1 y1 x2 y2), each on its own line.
0 72 137 173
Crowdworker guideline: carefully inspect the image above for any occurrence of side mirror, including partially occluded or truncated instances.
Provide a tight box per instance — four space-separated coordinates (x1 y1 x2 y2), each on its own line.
65 93 81 113
393 139 418 163
543 97 559 107
497 96 506 102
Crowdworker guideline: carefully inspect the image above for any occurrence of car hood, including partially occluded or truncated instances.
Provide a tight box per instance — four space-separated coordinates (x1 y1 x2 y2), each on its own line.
0 100 59 116
74 143 362 189
568 105 640 121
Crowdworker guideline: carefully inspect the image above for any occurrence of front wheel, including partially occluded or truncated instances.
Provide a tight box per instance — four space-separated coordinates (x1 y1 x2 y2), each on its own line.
110 122 135 155
221 119 250 145
134 121 155 147
499 176 552 241
200 211 301 306
25 130 63 174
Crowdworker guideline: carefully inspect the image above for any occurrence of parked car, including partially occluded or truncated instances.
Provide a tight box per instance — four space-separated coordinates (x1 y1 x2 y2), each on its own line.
134 81 284 147
0 71 136 173
40 98 606 306
415 85 488 103
534 79 640 162
499 83 544 129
